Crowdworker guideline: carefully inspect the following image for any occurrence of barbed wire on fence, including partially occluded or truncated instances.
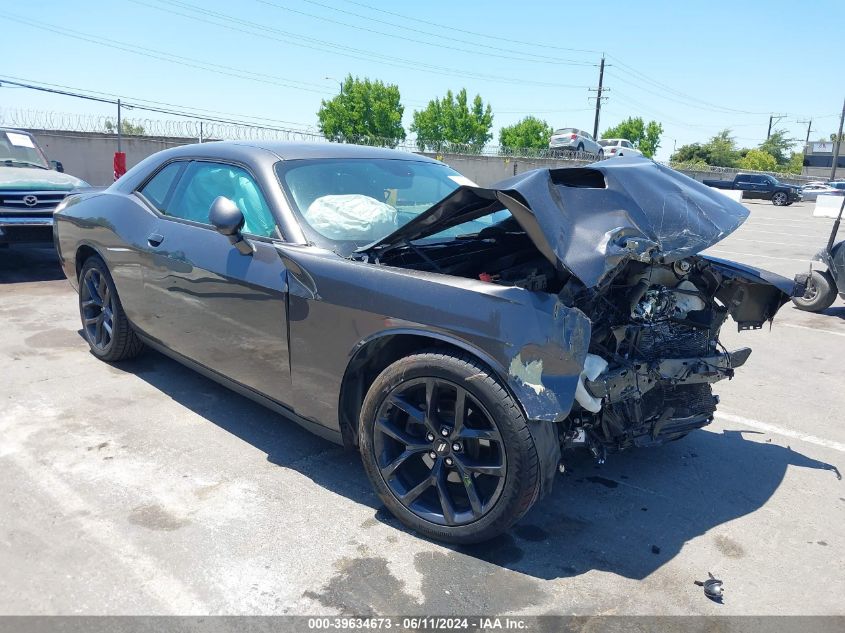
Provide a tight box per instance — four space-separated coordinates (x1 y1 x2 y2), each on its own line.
0 107 814 182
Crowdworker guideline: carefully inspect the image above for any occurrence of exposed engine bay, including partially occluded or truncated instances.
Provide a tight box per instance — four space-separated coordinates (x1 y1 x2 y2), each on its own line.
370 226 788 459
358 160 793 463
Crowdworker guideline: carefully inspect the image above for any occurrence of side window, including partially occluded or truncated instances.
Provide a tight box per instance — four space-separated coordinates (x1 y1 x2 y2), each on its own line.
623 141 633 148
166 161 276 237
138 162 185 212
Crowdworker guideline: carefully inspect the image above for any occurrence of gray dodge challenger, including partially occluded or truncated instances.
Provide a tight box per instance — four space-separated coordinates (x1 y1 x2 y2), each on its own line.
54 141 794 543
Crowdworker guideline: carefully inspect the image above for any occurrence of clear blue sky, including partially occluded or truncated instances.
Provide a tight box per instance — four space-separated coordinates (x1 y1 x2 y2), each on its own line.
1 0 841 160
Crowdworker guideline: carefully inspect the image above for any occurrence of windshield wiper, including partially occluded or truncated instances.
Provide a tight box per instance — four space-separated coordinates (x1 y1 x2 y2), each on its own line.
1 159 48 169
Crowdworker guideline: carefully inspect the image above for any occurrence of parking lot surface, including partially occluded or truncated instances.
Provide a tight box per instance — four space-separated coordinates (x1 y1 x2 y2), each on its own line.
1 200 843 615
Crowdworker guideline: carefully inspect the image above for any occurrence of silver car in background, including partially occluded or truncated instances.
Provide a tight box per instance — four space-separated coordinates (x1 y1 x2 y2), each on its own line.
548 128 603 157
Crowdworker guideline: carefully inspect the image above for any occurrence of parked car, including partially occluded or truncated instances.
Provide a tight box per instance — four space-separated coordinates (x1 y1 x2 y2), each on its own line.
793 196 845 312
548 128 603 157
702 173 802 206
0 127 88 246
598 138 643 158
800 182 842 202
54 144 793 544
828 181 845 191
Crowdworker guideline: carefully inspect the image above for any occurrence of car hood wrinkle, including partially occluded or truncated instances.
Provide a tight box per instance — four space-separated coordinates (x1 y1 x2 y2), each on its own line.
360 157 750 288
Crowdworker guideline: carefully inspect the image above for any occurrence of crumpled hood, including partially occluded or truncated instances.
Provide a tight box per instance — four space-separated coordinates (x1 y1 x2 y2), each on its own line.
361 157 750 288
0 166 87 190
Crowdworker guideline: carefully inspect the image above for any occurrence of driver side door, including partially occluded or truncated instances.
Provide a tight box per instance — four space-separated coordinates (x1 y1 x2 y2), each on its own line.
137 159 292 403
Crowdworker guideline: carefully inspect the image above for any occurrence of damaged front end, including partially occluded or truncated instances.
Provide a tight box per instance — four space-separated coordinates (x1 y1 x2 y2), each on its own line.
560 255 790 455
360 157 793 460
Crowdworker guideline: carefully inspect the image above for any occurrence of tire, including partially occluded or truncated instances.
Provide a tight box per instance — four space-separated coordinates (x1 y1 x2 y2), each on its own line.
597 149 605 160
359 351 540 544
772 191 788 206
78 256 144 361
576 143 584 153
792 270 837 312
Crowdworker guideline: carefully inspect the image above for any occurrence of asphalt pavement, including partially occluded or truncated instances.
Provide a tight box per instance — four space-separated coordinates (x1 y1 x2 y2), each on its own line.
1 200 843 616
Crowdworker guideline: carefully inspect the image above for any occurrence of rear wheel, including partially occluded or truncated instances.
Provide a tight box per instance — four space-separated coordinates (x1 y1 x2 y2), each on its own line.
359 352 540 544
792 270 837 312
576 143 585 153
79 256 144 361
772 191 788 206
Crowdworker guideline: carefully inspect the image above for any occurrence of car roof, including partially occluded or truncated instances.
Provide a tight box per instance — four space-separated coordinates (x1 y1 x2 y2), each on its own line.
163 140 442 163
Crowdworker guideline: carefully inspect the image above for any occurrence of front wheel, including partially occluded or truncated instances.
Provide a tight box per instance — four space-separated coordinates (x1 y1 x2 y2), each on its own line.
772 191 788 206
792 270 837 312
79 256 145 361
359 352 540 544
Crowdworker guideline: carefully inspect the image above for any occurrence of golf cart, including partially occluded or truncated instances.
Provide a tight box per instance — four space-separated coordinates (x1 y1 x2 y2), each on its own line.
793 196 845 312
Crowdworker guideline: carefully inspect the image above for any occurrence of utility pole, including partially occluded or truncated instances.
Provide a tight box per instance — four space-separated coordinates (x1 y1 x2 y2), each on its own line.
590 55 607 140
797 119 813 150
767 113 787 139
830 96 845 181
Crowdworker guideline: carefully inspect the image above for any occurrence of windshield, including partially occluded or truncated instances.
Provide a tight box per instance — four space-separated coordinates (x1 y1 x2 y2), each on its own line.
553 128 576 136
276 158 510 253
0 131 49 169
598 139 618 147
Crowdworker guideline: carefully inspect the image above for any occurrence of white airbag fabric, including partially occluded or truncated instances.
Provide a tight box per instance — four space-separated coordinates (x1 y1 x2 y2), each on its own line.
575 353 608 413
304 194 398 241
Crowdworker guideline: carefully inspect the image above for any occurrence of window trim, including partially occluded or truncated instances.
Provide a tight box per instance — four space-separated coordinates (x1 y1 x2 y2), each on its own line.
133 157 283 240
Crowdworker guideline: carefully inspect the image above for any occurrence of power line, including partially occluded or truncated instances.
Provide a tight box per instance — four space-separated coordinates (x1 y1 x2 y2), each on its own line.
605 55 770 116
0 75 317 129
250 0 596 66
125 0 588 88
333 0 602 55
0 12 336 95
0 77 320 135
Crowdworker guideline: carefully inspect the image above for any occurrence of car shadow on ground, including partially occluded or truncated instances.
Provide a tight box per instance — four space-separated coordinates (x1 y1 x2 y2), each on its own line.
0 245 65 283
111 349 843 583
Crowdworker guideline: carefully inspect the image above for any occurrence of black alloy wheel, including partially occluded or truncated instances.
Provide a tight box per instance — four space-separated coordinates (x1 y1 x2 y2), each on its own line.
78 256 145 361
80 265 115 353
372 376 507 527
359 352 541 544
772 191 788 206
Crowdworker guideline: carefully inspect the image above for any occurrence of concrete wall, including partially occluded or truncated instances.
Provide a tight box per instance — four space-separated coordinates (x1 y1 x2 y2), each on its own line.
25 129 814 188
424 152 811 187
26 129 197 186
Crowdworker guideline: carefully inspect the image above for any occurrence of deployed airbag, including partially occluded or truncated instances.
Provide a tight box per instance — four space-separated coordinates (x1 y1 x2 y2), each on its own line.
305 194 398 241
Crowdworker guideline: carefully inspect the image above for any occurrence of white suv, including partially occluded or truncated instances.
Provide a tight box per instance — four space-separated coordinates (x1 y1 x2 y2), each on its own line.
548 128 603 156
598 138 643 158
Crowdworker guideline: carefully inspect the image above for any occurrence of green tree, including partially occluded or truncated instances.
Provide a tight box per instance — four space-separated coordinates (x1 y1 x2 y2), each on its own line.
758 129 795 165
785 151 804 174
498 116 553 150
104 119 145 135
670 142 711 165
736 149 777 172
411 88 493 152
601 116 664 158
317 75 405 147
705 129 740 167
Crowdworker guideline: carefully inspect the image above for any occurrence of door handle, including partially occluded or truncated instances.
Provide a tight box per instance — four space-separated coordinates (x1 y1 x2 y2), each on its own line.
147 233 164 247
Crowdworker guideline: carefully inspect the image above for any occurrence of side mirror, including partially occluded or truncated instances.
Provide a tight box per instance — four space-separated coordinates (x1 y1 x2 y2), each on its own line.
209 196 254 255
51 160 64 173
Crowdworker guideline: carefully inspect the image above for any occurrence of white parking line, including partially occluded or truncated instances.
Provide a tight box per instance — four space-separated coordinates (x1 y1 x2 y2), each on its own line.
724 237 813 247
706 249 809 262
744 221 830 230
715 412 845 453
780 322 845 338
736 229 824 239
